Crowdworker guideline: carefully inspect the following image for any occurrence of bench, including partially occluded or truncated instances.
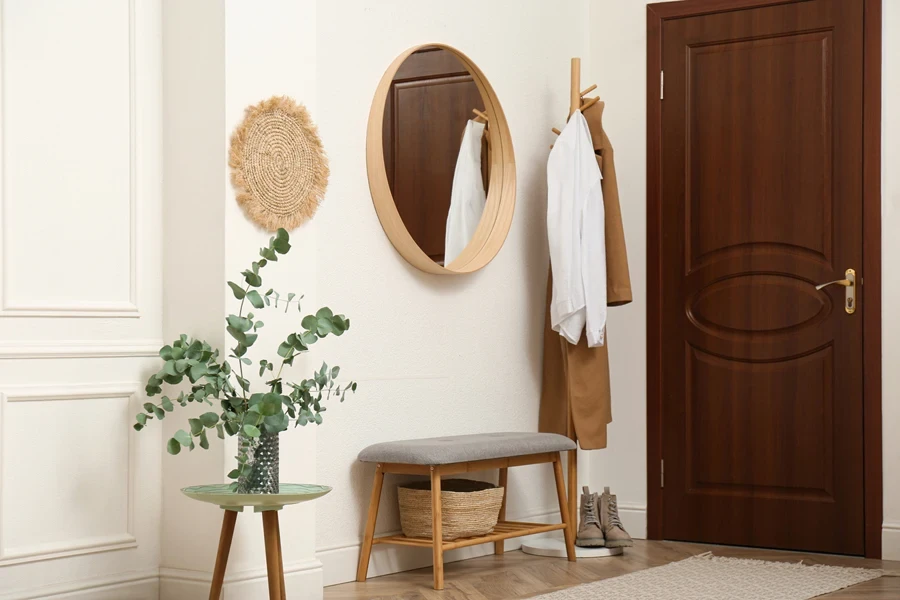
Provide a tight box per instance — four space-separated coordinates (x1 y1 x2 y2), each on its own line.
355 432 577 590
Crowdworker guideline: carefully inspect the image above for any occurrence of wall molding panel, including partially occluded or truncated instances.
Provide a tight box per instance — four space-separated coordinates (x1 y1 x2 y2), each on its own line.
0 340 163 359
0 567 159 600
0 0 140 319
0 383 140 566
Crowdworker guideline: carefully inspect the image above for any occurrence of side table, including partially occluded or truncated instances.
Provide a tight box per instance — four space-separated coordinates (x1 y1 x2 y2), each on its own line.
182 483 331 600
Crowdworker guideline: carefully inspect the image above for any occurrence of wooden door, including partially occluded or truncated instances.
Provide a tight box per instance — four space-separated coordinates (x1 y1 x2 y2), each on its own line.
382 48 486 263
655 0 866 555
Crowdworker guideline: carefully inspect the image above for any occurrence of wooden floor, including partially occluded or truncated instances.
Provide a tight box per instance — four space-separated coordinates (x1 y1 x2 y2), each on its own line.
326 540 900 599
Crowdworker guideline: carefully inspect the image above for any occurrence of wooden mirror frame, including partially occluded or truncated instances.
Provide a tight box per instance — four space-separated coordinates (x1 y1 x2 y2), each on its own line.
367 44 516 275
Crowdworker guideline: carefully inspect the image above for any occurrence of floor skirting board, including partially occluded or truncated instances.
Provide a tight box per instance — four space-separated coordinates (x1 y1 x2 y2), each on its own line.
0 569 160 600
159 559 323 600
318 509 573 587
882 523 900 560
616 503 647 541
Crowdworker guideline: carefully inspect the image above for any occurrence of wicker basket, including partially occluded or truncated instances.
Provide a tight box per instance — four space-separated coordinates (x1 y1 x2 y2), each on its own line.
398 479 504 541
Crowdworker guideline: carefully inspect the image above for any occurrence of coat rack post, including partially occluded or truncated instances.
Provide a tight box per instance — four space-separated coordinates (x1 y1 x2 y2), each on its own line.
569 57 581 118
522 56 623 560
567 55 581 543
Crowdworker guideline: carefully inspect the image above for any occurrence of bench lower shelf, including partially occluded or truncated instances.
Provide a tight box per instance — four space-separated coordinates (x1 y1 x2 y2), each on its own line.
372 521 567 551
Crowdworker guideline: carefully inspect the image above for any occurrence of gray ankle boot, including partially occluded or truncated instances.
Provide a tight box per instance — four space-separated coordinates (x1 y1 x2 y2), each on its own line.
575 486 605 547
599 486 633 548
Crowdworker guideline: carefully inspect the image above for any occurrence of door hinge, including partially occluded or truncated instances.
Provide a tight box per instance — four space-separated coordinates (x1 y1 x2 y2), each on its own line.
660 71 664 100
661 459 665 487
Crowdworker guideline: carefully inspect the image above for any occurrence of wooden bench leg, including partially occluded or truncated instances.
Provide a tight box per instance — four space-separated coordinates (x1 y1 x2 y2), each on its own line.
431 467 444 590
567 448 578 543
495 467 508 555
553 454 577 561
209 510 238 600
356 463 385 582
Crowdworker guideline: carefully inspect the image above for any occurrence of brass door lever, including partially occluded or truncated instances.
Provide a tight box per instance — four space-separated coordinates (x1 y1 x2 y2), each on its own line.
814 268 856 314
815 279 852 290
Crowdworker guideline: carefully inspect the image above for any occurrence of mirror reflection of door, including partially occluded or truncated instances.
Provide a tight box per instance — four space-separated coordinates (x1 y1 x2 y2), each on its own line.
382 47 489 265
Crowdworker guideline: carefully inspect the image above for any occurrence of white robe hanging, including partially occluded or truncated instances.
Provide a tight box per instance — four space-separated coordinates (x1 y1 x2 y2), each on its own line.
444 120 487 265
546 109 607 347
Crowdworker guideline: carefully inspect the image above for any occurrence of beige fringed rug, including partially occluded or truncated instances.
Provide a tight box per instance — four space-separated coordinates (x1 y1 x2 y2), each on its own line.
531 553 881 600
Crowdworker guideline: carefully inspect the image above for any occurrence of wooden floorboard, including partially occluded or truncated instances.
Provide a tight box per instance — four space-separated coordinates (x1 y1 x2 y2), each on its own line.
326 539 900 599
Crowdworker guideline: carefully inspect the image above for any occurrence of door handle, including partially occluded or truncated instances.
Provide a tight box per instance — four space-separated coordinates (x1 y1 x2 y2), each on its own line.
814 268 856 314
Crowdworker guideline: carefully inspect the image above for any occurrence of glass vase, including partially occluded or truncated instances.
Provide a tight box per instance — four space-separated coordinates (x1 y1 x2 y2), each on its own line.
235 430 280 494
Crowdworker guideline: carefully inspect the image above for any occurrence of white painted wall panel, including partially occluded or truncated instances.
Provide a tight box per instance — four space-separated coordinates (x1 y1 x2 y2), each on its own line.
0 386 135 564
0 0 162 597
1 0 134 315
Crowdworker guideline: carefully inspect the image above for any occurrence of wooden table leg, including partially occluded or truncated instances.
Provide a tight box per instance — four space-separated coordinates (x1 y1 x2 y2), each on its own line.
554 455 577 561
495 467 508 555
356 464 385 582
262 511 285 600
431 467 444 590
275 514 286 600
209 510 238 600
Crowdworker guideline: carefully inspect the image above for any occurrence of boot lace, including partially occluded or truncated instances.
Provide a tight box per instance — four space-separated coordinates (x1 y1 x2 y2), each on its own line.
582 496 601 527
606 497 623 529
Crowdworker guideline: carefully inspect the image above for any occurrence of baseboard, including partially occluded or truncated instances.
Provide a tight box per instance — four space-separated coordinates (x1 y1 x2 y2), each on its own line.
159 558 322 600
617 502 647 540
882 523 900 560
318 509 561 587
0 569 159 600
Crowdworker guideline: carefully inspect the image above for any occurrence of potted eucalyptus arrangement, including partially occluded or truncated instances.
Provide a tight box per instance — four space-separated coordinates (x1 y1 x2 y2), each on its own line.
133 228 356 493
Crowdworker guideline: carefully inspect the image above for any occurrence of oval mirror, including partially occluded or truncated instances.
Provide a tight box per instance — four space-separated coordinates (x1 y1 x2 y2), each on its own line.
367 44 516 275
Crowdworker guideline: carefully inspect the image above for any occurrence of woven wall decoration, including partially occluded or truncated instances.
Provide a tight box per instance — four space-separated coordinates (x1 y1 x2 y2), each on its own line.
229 96 329 231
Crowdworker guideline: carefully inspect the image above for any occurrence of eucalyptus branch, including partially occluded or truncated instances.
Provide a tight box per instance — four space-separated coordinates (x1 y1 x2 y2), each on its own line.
234 283 251 401
134 227 357 486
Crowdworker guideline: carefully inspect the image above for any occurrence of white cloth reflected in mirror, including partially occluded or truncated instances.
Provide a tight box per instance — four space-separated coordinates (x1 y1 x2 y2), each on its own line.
444 120 487 265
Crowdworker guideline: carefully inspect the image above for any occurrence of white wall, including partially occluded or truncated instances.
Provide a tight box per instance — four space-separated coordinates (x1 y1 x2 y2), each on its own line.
585 0 900 557
158 0 228 597
312 0 589 585
159 1 323 598
0 0 163 598
880 0 900 559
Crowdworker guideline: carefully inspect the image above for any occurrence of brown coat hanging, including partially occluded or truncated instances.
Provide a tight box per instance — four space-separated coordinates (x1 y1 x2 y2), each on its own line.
539 100 632 450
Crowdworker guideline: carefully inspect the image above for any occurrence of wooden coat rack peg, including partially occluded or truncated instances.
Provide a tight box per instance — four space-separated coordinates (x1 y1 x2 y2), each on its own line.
549 57 600 147
525 58 623 559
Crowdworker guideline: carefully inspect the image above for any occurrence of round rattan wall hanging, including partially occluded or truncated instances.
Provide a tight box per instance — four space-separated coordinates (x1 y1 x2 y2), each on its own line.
229 96 329 231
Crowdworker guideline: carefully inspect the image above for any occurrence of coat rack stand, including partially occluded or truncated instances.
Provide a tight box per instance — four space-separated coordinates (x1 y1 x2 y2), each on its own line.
521 57 623 560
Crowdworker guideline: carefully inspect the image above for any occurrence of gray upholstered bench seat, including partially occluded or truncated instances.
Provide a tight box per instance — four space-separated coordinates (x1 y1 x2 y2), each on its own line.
357 432 576 466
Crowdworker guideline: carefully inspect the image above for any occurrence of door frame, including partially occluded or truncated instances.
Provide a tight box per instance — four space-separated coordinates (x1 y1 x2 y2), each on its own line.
646 0 883 558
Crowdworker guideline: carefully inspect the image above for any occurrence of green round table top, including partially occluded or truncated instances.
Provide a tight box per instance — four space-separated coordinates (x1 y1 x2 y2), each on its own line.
182 483 331 512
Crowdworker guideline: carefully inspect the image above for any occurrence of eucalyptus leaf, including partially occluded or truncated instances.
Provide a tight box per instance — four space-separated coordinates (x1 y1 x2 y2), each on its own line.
243 424 261 438
167 438 182 455
316 317 334 336
174 429 192 447
189 418 203 435
227 282 246 299
247 290 264 309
